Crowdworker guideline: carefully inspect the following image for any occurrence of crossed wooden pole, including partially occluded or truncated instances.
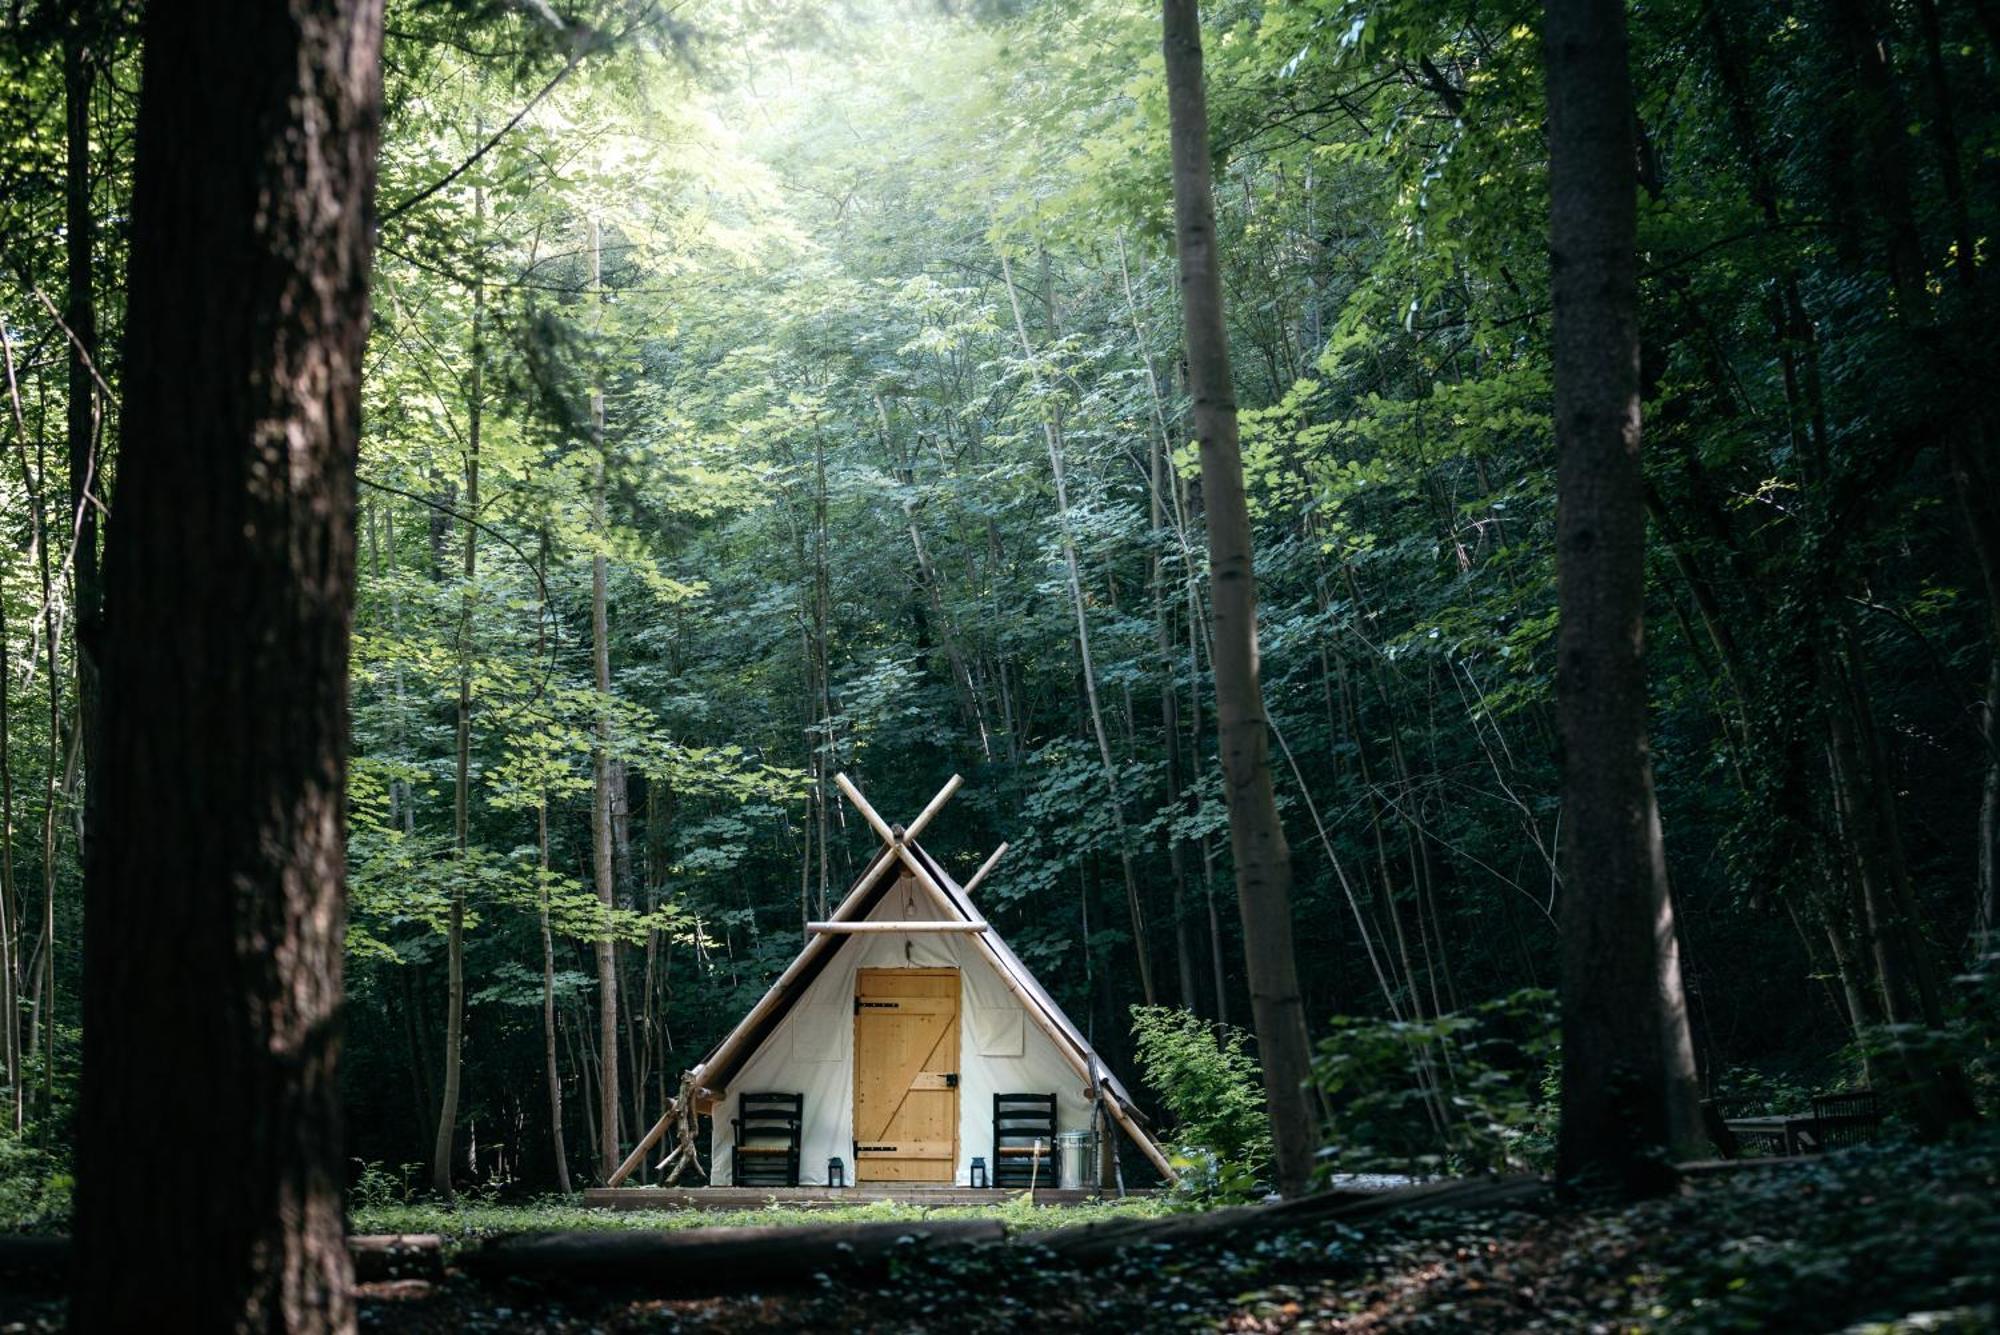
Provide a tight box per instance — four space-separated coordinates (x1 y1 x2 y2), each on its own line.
834 773 1174 1184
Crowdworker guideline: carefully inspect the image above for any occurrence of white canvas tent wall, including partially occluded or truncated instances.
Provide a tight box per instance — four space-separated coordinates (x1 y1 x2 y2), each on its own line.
609 775 1173 1188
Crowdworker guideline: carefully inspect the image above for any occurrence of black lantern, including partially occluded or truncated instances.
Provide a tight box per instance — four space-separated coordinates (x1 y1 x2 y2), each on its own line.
828 1156 847 1188
970 1156 988 1188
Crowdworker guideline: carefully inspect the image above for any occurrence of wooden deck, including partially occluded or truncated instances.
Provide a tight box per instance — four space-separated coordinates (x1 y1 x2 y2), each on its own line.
581 1185 1159 1211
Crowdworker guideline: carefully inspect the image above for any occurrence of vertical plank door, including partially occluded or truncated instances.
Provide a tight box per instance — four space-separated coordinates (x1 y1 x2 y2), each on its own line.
853 967 960 1182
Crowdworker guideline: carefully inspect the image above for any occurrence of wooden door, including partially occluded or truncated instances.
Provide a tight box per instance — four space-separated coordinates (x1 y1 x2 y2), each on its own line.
853 968 960 1182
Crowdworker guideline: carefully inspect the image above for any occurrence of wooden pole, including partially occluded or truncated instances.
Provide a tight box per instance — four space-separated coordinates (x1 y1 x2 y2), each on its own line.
963 843 1009 897
879 840 1178 1183
606 1110 671 1188
834 773 897 848
806 921 990 934
904 774 963 844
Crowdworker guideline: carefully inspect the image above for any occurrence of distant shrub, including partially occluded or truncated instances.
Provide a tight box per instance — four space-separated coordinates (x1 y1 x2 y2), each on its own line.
1312 987 1557 1178
0 1132 72 1231
1130 1005 1271 1197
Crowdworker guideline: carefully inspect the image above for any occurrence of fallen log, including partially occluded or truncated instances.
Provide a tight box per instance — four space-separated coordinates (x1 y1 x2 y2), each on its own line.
349 1233 444 1282
460 1218 1008 1292
0 1233 444 1290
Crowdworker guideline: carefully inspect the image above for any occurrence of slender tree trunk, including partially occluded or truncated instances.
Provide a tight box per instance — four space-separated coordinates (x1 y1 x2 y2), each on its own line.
535 529 572 1194
15 345 65 1137
1543 0 1702 1194
999 245 1156 1006
0 331 22 1133
1977 653 1999 957
64 20 102 862
71 3 382 1325
589 217 621 1181
876 395 989 755
432 187 484 1200
1116 233 1201 1011
1163 0 1315 1198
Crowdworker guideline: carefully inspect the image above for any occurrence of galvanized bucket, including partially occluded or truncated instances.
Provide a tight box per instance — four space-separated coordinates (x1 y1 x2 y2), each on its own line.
1055 1129 1094 1189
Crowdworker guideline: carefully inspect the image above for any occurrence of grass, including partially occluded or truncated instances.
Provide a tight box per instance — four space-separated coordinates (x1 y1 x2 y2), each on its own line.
349 1190 1174 1249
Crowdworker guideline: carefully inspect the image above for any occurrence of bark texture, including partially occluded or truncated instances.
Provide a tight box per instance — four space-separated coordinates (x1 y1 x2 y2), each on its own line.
72 2 383 1329
1163 0 1317 1198
1543 0 1702 1194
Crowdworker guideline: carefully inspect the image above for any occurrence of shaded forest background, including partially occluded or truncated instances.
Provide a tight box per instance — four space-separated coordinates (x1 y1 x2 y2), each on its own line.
0 0 1994 1196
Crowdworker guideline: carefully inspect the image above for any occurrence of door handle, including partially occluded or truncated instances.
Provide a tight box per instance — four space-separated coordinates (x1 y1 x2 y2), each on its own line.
945 1072 958 1088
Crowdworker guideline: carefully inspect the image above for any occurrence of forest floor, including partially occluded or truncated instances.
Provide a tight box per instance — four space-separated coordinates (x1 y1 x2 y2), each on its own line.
2 1136 1995 1331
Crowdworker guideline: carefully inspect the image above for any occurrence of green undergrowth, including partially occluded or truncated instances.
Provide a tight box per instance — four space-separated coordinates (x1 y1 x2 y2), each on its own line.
349 1191 1171 1250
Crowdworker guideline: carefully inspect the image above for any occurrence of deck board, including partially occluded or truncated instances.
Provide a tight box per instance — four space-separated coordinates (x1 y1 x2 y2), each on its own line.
582 1185 1157 1211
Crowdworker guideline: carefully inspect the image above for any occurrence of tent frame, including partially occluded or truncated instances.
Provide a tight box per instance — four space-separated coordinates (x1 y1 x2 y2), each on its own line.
607 773 1175 1187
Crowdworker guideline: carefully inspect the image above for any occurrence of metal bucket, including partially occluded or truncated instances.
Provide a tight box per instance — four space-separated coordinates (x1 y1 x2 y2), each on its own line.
1055 1129 1094 1189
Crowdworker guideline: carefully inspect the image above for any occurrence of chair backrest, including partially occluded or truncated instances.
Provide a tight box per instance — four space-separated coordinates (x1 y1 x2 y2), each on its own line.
1811 1089 1880 1121
1807 1089 1881 1151
736 1091 803 1146
994 1093 1056 1149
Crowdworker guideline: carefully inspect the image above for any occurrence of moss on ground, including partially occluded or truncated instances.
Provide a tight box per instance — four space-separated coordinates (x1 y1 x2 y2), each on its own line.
350 1191 1171 1251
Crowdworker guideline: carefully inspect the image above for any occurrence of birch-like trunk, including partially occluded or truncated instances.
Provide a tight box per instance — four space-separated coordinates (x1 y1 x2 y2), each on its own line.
432 175 484 1203
998 245 1156 1006
589 217 622 1181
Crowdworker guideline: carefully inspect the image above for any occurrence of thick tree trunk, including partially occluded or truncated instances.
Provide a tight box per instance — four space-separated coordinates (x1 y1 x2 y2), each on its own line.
1162 0 1316 1198
1543 0 1702 1194
72 2 382 1328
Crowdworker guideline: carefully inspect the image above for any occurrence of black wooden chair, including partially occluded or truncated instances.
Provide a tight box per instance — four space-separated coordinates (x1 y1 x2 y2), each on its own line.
1797 1089 1883 1152
731 1091 803 1187
992 1092 1056 1188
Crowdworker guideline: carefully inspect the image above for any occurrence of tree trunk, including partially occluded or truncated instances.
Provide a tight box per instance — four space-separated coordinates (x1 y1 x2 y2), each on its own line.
64 19 102 857
1162 0 1316 1198
998 245 1156 1007
1970 651 2000 956
432 189 484 1200
1116 233 1202 1012
0 339 19 1133
541 798 573 1194
536 529 572 1195
1543 0 1702 1194
71 2 382 1327
589 217 621 1181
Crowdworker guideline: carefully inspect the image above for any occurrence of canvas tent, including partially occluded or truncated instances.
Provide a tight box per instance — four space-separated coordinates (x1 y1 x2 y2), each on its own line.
609 775 1174 1189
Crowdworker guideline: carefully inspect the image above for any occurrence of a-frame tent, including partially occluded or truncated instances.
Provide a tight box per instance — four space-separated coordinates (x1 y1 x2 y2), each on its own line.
609 775 1174 1189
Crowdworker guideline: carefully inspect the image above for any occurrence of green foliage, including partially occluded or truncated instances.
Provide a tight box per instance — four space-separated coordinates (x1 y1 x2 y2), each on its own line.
0 1132 71 1232
1313 988 1558 1177
1130 1005 1271 1195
